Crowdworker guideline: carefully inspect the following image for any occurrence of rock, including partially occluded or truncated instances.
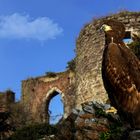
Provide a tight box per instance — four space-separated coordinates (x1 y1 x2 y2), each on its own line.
73 102 112 140
79 113 94 119
78 110 86 116
72 108 80 115
55 113 77 140
92 101 105 110
96 118 109 126
84 130 99 140
81 101 95 114
42 135 55 140
128 130 140 140
75 129 99 140
75 130 84 140
103 104 111 110
51 101 130 140
75 117 85 129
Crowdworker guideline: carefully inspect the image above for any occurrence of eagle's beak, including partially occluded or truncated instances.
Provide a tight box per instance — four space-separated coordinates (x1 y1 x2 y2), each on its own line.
100 24 112 32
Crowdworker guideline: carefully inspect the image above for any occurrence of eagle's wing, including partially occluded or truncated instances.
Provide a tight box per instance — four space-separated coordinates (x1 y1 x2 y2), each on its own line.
106 42 140 113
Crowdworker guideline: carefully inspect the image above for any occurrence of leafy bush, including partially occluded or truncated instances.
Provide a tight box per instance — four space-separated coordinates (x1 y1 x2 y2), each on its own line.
45 72 57 77
128 41 140 59
99 123 123 140
66 58 76 71
100 132 110 140
9 123 57 140
9 103 29 129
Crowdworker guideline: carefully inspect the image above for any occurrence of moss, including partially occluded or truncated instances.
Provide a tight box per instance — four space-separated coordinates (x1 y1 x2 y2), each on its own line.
99 122 123 140
100 132 110 140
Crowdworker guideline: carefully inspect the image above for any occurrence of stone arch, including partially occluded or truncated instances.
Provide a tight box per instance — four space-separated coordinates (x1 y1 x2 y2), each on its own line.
43 87 64 123
22 71 75 124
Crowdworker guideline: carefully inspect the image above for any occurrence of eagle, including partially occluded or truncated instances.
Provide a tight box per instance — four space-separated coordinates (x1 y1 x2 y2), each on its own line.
101 20 140 129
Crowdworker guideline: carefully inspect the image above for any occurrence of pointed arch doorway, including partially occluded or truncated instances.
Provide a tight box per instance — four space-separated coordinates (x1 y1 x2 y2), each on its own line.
44 87 64 124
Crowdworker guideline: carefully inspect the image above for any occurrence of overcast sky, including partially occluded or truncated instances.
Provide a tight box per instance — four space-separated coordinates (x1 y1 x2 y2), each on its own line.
1 0 140 101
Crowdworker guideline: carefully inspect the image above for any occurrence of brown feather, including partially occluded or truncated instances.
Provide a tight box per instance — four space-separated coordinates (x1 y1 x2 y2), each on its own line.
101 20 140 128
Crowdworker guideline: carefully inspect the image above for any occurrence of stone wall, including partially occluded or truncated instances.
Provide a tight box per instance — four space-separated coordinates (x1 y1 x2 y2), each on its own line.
9 11 140 124
75 11 140 109
0 90 15 112
21 70 75 123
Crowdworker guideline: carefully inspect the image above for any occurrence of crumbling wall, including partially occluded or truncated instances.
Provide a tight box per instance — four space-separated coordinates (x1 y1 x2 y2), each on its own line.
21 11 140 123
75 11 140 108
21 70 75 123
0 90 15 112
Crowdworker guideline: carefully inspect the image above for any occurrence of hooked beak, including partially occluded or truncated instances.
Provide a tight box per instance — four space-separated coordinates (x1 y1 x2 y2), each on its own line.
100 24 112 32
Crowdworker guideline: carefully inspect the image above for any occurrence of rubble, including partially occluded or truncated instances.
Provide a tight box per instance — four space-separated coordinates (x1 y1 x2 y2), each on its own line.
44 101 131 140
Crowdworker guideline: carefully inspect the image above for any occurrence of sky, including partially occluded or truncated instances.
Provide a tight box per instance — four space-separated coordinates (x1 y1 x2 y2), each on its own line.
1 0 140 121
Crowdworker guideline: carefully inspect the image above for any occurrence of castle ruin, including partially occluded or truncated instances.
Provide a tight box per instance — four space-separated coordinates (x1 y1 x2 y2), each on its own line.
1 11 140 123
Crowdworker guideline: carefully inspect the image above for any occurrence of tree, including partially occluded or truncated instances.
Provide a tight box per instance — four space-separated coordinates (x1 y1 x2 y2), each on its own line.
66 58 76 72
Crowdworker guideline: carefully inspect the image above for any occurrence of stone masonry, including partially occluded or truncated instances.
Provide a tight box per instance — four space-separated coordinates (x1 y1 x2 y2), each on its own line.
75 11 140 109
1 11 140 124
0 90 15 112
21 70 75 123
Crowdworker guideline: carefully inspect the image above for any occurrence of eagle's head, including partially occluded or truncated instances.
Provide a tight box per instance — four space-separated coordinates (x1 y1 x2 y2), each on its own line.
101 24 112 32
100 20 125 42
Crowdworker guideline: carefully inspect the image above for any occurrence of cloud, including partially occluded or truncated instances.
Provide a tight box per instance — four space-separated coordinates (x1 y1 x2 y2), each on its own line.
0 13 63 41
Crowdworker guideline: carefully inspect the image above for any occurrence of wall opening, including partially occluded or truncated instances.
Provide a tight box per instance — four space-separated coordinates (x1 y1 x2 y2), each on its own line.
45 90 64 124
123 31 132 44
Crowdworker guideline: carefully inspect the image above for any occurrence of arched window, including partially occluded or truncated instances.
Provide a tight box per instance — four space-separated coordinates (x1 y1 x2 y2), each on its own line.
123 31 132 44
49 93 63 124
44 88 64 124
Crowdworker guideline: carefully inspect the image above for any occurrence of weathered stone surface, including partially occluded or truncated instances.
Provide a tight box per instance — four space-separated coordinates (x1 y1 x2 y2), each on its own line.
55 113 77 140
1 11 140 140
52 101 140 140
81 101 95 114
21 70 75 123
17 11 140 126
2 12 140 136
75 11 140 109
50 101 126 140
0 90 15 112
128 130 140 140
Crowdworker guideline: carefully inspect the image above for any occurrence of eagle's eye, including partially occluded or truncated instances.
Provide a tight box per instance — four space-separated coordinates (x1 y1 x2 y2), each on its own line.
101 24 112 32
